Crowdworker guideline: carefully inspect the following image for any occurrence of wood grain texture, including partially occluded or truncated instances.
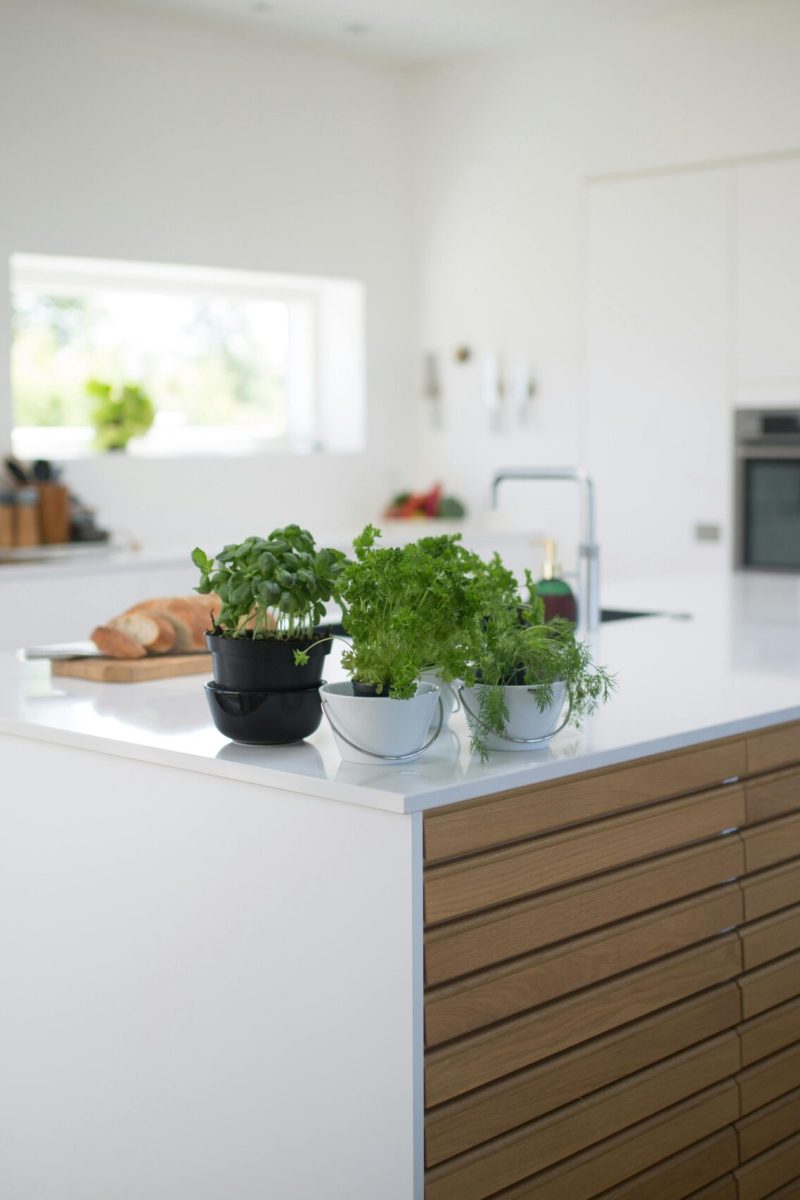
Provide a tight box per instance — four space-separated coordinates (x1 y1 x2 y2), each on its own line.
737 1088 800 1161
739 951 800 1019
425 788 746 925
594 1135 738 1200
52 654 212 682
744 860 800 922
425 985 742 1167
742 906 800 971
425 935 742 1107
423 736 747 863
738 1043 800 1115
739 999 800 1067
746 724 800 777
424 1035 739 1200
743 814 800 874
735 1133 800 1200
473 1082 739 1200
425 838 745 986
425 886 742 1046
746 767 800 824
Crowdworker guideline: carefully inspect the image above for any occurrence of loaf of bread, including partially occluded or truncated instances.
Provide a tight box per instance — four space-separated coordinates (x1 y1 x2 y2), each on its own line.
91 594 221 659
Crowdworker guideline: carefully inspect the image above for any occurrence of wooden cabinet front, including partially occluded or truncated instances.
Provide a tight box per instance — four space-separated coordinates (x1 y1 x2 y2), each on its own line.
422 720 800 1199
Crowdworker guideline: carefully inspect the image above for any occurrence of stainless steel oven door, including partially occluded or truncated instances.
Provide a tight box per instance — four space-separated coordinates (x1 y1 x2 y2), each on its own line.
736 445 800 570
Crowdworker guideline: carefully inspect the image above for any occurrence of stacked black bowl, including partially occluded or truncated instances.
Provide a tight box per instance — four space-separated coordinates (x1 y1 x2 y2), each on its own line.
204 632 332 745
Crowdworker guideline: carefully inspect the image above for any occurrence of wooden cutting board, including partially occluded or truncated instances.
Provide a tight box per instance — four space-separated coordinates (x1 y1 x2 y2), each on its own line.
52 654 212 683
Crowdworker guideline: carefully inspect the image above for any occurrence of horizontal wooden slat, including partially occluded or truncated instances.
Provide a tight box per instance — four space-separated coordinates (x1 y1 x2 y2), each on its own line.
746 723 800 777
746 767 800 824
743 814 800 874
759 1178 800 1199
738 1043 800 1115
479 1082 739 1200
737 1089 800 1161
597 1135 738 1200
744 860 800 922
424 1035 739 1200
735 1133 800 1200
739 951 800 1019
423 736 747 863
425 789 745 925
739 998 800 1067
425 837 745 986
426 985 741 1167
742 906 800 971
425 935 741 1107
425 886 742 1046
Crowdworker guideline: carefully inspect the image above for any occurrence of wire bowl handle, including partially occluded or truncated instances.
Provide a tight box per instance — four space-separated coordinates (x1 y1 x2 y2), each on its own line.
458 685 573 746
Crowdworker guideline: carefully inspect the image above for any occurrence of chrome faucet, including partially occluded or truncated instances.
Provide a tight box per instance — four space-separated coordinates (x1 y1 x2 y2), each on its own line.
491 466 600 633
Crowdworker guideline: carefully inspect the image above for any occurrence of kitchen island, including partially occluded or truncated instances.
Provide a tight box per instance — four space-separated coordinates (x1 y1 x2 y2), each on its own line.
1 573 799 1200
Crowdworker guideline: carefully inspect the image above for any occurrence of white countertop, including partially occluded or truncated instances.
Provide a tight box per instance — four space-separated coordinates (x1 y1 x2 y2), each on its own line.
1 571 799 814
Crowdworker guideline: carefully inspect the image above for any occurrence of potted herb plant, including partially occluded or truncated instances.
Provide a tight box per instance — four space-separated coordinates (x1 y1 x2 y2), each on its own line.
193 526 346 745
461 569 615 760
319 525 475 762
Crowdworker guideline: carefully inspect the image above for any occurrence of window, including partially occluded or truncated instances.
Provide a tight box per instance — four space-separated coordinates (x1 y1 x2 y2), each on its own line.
10 255 365 457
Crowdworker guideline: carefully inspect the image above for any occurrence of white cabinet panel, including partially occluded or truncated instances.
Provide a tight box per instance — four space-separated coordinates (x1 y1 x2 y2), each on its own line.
736 157 800 401
585 170 731 581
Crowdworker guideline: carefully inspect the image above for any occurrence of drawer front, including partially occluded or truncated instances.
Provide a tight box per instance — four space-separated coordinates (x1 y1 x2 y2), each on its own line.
426 986 741 1167
425 935 742 1107
737 1089 800 1161
746 767 800 824
735 1133 800 1200
743 813 800 874
425 788 745 925
423 735 747 863
475 1082 739 1200
424 1036 739 1200
738 1043 800 1116
425 885 742 1046
744 860 800 922
597 1137 738 1200
739 998 800 1067
739 951 800 1019
425 838 745 987
742 906 800 971
746 724 800 777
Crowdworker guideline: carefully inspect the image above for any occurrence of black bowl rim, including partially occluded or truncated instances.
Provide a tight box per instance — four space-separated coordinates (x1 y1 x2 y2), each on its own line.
205 679 326 697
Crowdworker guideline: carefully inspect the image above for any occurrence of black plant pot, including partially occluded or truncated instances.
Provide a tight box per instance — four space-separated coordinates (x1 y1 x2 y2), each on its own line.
206 628 332 692
205 681 323 745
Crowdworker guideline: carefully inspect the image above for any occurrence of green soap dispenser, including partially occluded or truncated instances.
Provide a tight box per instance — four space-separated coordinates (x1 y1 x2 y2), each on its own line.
535 539 578 625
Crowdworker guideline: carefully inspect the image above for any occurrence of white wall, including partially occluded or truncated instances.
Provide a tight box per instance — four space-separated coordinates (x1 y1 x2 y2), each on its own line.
410 0 800 581
0 0 415 551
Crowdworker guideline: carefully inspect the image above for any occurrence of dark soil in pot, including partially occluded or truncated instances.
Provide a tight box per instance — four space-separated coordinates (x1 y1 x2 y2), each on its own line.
206 627 332 691
351 680 391 698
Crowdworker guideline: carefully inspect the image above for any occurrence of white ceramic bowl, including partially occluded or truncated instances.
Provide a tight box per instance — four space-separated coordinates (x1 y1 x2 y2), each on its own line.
461 680 569 752
320 681 441 764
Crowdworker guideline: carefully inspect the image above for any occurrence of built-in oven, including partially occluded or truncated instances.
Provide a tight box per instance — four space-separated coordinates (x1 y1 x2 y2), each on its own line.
735 409 800 571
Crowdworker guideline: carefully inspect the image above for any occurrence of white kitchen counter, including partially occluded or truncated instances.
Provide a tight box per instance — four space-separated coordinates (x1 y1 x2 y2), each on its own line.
1 570 799 814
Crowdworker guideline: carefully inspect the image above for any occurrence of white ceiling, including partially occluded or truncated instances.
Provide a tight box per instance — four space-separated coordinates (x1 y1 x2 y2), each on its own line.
108 0 751 63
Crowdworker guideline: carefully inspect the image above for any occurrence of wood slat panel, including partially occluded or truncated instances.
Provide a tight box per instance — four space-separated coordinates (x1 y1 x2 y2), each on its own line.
426 985 742 1167
424 1035 739 1200
739 951 800 1019
746 768 800 824
742 907 800 971
738 1043 800 1115
744 861 800 922
596 1136 738 1200
476 1082 739 1200
736 1133 800 1200
746 724 800 777
423 736 747 864
425 935 741 1107
737 1089 800 1161
743 814 800 874
425 886 742 1047
425 838 745 987
681 1177 739 1200
425 789 745 925
739 998 800 1066
760 1179 800 1199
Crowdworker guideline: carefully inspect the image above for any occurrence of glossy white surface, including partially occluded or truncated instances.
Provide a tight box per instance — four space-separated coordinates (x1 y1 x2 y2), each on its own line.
1 571 799 814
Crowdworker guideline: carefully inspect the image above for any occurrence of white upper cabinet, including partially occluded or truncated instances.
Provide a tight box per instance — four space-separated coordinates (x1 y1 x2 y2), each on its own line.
735 158 800 403
585 170 731 580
